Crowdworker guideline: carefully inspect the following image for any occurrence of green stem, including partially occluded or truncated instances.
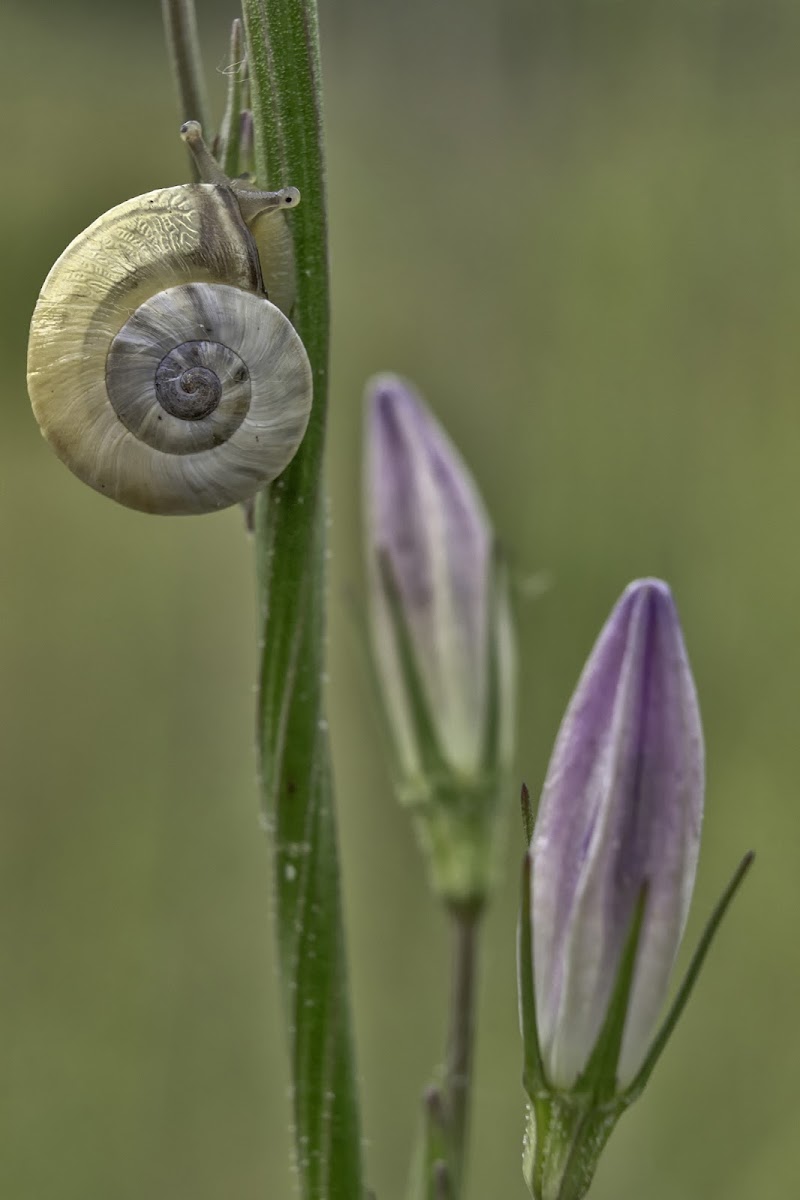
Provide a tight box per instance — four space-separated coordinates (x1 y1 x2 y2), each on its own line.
161 0 210 132
444 905 481 1196
217 18 245 177
242 1 365 1197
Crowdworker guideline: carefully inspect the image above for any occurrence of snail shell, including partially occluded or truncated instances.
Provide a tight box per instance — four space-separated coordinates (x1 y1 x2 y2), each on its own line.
27 170 312 515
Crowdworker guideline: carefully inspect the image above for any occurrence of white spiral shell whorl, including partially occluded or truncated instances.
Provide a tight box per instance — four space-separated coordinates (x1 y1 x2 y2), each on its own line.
27 178 313 515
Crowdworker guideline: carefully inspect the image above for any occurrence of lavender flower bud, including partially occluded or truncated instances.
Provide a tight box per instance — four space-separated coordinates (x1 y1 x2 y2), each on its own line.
363 374 516 905
518 579 753 1200
530 579 704 1090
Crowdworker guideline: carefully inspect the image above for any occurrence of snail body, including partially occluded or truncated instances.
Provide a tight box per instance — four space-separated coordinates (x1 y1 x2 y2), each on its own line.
27 125 312 515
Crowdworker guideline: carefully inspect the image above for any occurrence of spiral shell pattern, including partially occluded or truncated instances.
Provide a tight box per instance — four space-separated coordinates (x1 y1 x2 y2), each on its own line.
101 281 312 507
27 184 313 514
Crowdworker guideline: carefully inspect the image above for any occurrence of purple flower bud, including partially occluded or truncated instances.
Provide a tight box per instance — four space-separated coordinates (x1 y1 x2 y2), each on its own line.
363 374 516 903
364 374 514 781
530 579 704 1089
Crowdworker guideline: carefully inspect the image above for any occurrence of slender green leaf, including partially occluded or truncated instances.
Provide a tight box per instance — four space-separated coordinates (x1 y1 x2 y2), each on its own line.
518 855 545 1097
520 782 535 845
578 885 648 1102
376 550 448 779
161 0 210 136
217 19 245 177
623 851 755 1104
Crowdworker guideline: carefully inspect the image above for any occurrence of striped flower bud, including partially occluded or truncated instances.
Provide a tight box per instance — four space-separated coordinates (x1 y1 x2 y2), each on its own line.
363 374 516 905
532 578 703 1088
517 579 752 1200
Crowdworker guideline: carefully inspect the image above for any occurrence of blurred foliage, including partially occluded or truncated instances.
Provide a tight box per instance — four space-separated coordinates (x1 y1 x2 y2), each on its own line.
2 1 799 1197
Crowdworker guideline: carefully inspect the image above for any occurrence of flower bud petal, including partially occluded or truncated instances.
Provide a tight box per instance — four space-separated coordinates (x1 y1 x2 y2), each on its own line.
365 374 498 778
531 579 704 1089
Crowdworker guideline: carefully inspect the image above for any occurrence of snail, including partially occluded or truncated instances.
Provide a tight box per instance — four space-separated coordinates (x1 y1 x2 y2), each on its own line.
26 121 312 515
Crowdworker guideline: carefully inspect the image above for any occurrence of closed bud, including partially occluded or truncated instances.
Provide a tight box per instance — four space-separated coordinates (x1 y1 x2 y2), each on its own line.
517 580 752 1200
363 374 516 906
533 578 703 1090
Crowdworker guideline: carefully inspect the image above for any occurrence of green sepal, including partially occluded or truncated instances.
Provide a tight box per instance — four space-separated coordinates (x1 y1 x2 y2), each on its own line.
520 856 755 1200
517 854 545 1097
520 782 536 845
523 1091 620 1200
480 542 508 773
376 551 506 905
621 851 755 1104
404 774 501 906
376 550 450 780
521 886 647 1199
576 884 649 1100
350 583 502 905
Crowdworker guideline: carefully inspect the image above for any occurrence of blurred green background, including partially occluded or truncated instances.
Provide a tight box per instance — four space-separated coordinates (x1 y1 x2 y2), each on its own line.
2 0 799 1196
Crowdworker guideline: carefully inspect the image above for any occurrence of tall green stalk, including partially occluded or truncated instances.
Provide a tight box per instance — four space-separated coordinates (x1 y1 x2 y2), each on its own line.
162 0 210 132
241 2 365 1198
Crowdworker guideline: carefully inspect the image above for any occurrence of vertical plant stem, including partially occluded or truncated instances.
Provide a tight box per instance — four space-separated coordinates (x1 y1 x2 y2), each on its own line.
242 1 365 1197
217 18 245 177
159 1 362 1194
444 905 481 1195
161 0 210 131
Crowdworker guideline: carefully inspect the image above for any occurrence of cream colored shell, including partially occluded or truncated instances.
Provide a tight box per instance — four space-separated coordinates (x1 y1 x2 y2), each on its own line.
27 183 312 515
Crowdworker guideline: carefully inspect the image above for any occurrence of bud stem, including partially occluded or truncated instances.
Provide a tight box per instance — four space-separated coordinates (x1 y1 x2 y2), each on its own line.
444 903 482 1194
